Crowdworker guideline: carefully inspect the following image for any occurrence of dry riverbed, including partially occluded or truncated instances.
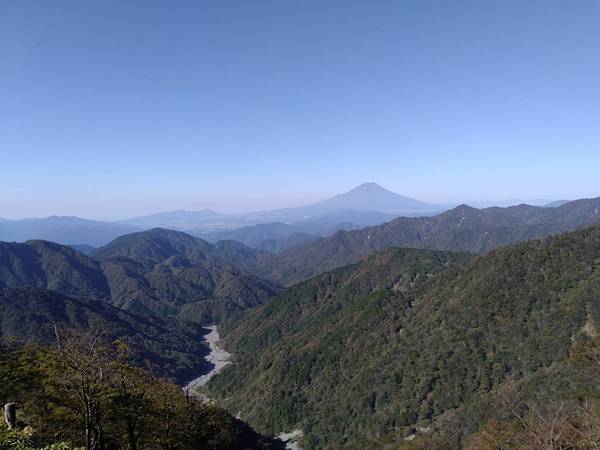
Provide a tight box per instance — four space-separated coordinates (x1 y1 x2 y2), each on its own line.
185 325 303 449
278 430 303 450
184 325 232 393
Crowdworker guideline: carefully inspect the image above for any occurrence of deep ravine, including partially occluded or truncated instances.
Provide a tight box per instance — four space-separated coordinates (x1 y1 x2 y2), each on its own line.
184 325 303 450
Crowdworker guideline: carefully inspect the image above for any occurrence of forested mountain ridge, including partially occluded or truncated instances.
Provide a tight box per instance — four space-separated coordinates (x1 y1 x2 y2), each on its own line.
0 231 279 374
0 231 286 448
257 196 600 286
93 228 279 321
92 227 218 267
0 240 110 300
219 247 474 350
208 226 600 449
0 287 210 382
0 229 279 325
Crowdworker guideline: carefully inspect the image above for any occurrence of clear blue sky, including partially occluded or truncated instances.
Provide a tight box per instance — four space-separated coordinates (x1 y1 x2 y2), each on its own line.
1 0 599 219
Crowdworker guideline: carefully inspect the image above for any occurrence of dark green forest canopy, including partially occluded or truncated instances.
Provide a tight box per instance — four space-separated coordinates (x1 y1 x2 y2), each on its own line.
0 229 279 325
0 287 210 383
208 226 600 449
0 229 282 386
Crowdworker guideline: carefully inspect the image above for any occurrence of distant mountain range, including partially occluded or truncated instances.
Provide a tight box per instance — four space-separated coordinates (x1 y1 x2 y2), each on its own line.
3 194 600 291
124 183 443 237
253 196 600 285
0 216 137 247
0 183 444 247
544 199 571 207
0 184 591 256
464 198 555 208
121 209 226 228
242 182 444 222
202 222 320 253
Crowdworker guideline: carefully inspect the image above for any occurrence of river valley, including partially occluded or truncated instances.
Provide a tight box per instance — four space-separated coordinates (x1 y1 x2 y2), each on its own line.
185 325 303 450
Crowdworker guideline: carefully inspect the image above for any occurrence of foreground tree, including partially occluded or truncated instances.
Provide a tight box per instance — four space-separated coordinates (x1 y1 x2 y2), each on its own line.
107 341 152 450
49 329 112 450
2 329 284 449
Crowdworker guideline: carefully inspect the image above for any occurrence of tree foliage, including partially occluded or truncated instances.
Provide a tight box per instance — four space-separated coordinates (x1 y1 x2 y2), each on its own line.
0 332 283 450
209 227 600 449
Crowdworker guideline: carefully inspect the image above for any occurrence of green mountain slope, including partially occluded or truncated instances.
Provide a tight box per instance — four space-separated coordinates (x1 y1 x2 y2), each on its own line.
0 287 209 382
0 229 278 325
208 226 600 449
93 227 218 268
94 228 279 322
0 240 110 300
221 247 474 351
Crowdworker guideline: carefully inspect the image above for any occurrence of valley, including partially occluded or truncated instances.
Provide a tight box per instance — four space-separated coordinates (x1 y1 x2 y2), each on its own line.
6 3 597 448
3 196 600 449
184 328 304 450
207 226 600 448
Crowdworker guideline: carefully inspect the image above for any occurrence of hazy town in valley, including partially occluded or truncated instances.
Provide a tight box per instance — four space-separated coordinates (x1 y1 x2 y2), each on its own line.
2 2 600 449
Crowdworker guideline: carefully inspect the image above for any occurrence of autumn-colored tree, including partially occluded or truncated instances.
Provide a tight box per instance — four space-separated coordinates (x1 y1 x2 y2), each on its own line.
2 331 283 450
106 340 152 450
49 329 112 450
463 419 522 450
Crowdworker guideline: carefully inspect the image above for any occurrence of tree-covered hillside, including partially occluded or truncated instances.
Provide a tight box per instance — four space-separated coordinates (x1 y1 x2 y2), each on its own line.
0 287 209 383
94 228 279 321
0 240 110 300
209 226 600 449
0 229 279 326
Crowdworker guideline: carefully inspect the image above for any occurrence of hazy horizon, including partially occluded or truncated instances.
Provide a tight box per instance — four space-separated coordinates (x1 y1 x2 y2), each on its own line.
2 1 599 219
0 180 583 222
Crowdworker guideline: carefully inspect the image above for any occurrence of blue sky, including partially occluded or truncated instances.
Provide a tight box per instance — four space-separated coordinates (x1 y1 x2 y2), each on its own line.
1 1 599 219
